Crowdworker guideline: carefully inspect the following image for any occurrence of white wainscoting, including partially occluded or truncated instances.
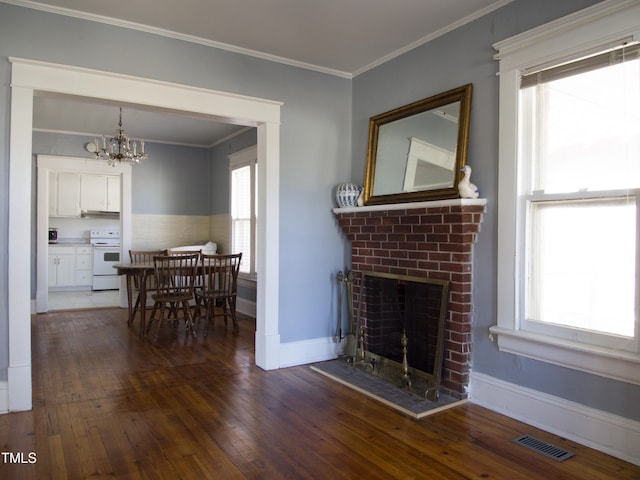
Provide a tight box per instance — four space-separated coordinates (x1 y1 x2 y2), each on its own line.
209 214 230 254
470 371 640 466
131 214 211 250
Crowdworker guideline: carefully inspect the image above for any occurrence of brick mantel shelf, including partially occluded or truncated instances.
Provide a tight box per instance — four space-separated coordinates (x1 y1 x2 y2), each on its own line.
333 198 487 398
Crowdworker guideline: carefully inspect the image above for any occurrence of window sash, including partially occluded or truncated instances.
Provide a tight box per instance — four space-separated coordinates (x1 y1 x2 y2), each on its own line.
523 194 639 352
232 217 252 274
521 60 640 195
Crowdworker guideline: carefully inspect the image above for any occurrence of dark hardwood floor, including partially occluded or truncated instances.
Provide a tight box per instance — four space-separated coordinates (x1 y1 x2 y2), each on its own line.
1 307 638 479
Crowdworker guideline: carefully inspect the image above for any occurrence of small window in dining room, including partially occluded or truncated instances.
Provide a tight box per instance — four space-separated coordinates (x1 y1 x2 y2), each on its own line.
229 146 257 278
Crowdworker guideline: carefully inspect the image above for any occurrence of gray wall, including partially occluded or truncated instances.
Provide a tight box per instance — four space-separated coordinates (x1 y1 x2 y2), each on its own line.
132 143 211 216
353 0 640 421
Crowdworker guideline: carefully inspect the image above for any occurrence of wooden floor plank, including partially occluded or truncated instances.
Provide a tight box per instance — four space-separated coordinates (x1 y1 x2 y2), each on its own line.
0 307 637 479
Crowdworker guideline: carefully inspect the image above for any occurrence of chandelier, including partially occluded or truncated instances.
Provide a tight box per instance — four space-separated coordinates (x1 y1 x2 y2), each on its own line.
94 108 148 166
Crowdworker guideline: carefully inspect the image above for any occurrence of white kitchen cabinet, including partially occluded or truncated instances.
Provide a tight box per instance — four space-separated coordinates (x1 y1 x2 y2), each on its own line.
75 246 94 286
49 172 80 217
80 174 107 211
48 246 77 287
49 245 93 289
80 174 120 212
107 175 121 212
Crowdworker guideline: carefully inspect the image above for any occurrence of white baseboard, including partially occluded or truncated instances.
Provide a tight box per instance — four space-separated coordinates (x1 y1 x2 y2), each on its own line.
470 371 640 466
279 336 344 368
0 381 8 414
236 298 256 318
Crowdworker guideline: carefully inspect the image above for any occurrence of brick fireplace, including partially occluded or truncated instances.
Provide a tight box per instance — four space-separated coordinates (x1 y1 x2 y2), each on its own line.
334 199 486 399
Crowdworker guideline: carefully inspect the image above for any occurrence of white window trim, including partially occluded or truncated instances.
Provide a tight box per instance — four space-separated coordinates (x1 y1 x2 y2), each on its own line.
491 0 640 385
229 145 258 280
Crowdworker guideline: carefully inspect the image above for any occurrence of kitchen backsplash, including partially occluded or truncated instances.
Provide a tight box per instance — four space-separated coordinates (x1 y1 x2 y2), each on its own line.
49 217 120 241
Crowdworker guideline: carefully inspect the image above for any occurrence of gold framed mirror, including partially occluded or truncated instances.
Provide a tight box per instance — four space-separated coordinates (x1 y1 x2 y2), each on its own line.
363 84 472 205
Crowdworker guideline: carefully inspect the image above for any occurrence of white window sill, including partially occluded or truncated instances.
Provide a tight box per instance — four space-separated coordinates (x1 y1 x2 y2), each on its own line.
489 326 640 386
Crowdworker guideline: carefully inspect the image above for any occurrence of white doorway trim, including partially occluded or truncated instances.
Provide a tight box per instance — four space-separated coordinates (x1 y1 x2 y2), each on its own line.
8 57 282 412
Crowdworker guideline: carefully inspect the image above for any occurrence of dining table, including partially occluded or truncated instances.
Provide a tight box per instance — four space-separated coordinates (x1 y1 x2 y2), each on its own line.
113 256 228 337
112 262 155 336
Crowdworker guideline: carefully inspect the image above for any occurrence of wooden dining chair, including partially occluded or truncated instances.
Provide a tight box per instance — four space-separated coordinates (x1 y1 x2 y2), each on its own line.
167 249 203 318
194 253 242 336
128 249 166 324
147 253 199 341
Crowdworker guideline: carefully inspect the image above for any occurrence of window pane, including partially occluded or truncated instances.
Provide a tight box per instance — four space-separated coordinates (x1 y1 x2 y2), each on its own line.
231 166 251 218
233 218 251 273
526 58 640 193
528 198 636 337
230 161 256 276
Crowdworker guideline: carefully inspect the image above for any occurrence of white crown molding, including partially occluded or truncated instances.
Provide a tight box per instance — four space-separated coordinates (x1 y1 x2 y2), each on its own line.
209 126 254 149
1 0 354 79
32 125 253 149
354 0 513 77
4 0 513 79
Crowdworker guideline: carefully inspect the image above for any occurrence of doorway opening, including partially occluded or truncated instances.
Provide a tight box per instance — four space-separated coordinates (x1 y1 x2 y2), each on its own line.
36 154 131 313
8 58 282 411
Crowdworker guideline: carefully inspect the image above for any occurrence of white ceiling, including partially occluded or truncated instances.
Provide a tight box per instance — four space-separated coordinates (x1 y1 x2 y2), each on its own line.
16 0 511 147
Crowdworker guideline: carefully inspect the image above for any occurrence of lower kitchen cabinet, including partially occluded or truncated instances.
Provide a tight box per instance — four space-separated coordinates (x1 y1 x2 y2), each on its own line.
49 245 93 290
75 246 94 286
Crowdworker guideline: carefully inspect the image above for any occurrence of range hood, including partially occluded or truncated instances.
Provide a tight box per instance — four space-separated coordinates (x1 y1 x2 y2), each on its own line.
81 210 120 220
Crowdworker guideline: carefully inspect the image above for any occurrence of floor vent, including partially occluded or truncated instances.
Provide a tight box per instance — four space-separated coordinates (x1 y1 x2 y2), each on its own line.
513 435 575 462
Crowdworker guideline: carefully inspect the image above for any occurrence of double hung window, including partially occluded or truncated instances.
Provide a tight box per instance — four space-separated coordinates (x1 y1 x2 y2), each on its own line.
230 146 257 279
493 1 640 383
520 44 640 351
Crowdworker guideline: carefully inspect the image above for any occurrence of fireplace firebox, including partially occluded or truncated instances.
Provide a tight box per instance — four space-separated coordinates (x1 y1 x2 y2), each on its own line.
350 271 449 401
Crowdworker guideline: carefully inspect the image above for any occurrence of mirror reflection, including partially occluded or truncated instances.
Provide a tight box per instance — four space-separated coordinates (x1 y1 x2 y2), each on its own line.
364 84 472 205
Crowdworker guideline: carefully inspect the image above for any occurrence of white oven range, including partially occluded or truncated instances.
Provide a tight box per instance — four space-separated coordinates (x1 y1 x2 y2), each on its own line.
90 229 121 290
